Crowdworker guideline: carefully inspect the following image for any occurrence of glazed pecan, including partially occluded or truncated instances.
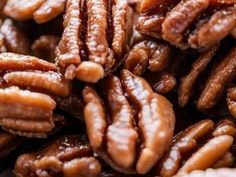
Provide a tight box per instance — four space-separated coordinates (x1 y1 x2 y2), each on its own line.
15 135 102 177
32 35 60 63
0 53 70 138
175 168 236 177
178 45 236 114
56 0 134 83
158 119 236 177
0 129 24 159
137 0 236 49
0 19 30 54
4 0 66 23
227 87 236 118
82 69 175 174
124 39 181 94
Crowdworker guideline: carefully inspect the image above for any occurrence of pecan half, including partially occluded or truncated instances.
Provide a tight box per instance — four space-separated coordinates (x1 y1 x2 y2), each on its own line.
4 0 66 23
175 168 236 177
56 0 134 83
158 119 236 177
178 44 236 115
0 129 24 159
14 135 102 177
137 0 236 49
227 87 236 118
82 69 175 174
0 53 70 137
0 19 30 54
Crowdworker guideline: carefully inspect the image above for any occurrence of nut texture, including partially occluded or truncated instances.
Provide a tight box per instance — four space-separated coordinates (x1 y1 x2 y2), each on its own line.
83 69 175 174
14 135 102 177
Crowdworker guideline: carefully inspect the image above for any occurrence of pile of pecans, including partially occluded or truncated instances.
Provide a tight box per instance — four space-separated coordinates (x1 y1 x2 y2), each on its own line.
0 0 236 177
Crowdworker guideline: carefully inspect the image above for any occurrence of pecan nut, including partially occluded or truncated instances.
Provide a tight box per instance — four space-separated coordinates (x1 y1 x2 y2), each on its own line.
0 19 30 54
0 52 70 138
82 69 175 174
178 44 236 116
4 0 66 23
137 0 236 49
14 135 102 177
56 0 134 83
158 118 236 177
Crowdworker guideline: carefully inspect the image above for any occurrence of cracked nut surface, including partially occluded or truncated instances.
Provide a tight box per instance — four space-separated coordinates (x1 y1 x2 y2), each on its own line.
83 69 175 174
15 135 102 177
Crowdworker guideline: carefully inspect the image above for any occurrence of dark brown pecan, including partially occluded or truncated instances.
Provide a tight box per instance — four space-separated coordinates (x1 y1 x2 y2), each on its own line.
56 0 134 83
177 44 236 115
83 69 175 174
4 0 66 23
0 19 30 54
158 119 235 177
189 6 236 48
197 46 236 110
32 35 60 63
14 135 102 177
137 0 236 49
175 168 236 177
178 46 218 107
124 39 177 94
0 53 70 137
227 87 236 118
0 129 24 159
124 40 171 75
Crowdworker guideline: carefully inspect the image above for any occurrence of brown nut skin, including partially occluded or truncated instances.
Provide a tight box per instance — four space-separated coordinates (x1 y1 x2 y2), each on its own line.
178 45 218 107
159 119 215 177
0 53 70 138
197 46 236 110
83 69 175 175
4 0 66 23
57 0 134 83
124 40 171 75
137 0 236 49
227 87 236 118
0 19 30 54
175 168 236 177
0 129 24 159
14 135 102 177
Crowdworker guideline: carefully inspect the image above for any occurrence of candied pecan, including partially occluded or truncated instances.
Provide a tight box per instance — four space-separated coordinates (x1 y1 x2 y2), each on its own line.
197 46 236 110
137 0 236 49
227 87 236 118
83 69 175 174
162 0 209 49
158 119 236 177
56 0 134 83
124 40 171 74
0 53 70 137
177 44 236 114
178 46 218 107
32 35 60 63
4 0 66 23
175 168 236 177
0 129 24 159
15 135 102 177
0 19 30 54
189 6 236 48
